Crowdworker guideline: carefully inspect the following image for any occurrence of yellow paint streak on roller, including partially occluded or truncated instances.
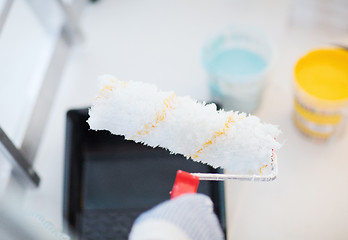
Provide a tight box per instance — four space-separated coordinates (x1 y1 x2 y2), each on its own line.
135 93 176 136
191 115 235 159
259 164 268 174
94 79 127 101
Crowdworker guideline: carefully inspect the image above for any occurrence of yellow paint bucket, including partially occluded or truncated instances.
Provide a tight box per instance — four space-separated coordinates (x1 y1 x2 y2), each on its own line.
294 48 348 141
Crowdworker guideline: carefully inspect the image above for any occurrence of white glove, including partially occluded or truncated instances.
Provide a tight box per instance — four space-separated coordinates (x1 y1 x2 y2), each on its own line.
129 193 224 240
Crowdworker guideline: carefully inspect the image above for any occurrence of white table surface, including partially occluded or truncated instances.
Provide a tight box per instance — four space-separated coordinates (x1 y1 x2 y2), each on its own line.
24 0 348 239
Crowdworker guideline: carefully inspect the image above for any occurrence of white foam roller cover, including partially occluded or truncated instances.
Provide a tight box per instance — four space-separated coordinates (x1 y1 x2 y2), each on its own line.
88 75 281 175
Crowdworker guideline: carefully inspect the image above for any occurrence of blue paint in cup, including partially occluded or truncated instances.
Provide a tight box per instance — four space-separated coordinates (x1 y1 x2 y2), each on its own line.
202 26 273 113
208 49 267 77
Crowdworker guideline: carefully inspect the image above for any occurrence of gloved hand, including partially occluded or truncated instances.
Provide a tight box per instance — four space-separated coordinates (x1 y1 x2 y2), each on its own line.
129 193 224 240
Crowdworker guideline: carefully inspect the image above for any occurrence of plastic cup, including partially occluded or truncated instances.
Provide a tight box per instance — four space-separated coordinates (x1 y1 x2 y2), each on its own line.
202 26 274 113
293 48 348 141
